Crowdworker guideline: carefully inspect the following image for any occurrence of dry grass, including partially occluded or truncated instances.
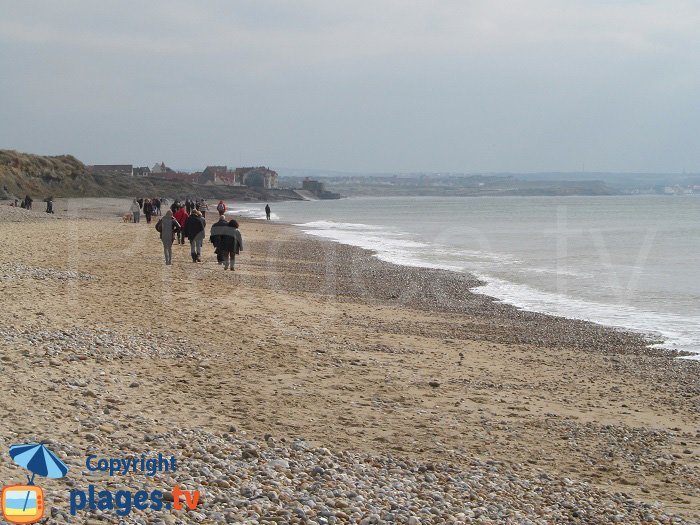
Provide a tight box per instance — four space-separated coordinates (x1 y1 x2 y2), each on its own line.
0 150 87 198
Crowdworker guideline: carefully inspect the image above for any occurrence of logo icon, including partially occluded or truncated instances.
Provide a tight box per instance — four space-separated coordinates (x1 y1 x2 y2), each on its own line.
1 486 43 524
2 444 68 524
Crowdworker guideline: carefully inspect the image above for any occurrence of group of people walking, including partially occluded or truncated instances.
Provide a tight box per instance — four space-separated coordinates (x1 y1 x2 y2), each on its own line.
127 196 269 268
129 197 168 224
155 200 243 269
181 197 212 216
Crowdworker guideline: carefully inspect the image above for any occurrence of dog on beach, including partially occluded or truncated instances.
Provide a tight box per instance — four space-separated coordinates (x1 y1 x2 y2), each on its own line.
122 213 133 223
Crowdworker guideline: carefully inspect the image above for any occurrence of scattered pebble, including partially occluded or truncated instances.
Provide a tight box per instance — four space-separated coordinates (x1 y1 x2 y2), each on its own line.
0 262 95 282
24 426 694 524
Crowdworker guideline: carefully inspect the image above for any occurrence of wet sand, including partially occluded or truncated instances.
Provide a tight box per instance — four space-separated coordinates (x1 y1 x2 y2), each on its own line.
0 199 698 523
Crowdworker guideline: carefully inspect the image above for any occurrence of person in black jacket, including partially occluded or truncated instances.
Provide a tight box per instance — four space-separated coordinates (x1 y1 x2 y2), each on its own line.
209 214 229 265
183 209 206 262
143 199 154 224
218 219 243 271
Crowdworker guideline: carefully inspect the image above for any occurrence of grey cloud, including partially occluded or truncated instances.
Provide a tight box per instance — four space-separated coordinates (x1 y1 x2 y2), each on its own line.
1 1 699 172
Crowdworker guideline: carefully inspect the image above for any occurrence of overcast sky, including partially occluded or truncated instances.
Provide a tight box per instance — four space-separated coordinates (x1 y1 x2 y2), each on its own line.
1 1 700 173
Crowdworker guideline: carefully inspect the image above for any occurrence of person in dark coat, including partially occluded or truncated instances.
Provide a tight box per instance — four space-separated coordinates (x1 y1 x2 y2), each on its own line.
143 199 154 224
218 219 243 271
183 209 206 262
209 214 229 265
265 204 271 220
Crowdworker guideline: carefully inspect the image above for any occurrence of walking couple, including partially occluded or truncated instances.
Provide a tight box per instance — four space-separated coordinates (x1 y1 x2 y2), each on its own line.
209 215 243 271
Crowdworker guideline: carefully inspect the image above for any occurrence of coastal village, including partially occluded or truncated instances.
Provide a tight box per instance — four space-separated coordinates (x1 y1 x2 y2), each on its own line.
90 163 280 189
89 162 341 199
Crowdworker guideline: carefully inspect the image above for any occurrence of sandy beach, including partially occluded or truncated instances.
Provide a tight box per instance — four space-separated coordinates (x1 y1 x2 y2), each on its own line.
0 198 698 524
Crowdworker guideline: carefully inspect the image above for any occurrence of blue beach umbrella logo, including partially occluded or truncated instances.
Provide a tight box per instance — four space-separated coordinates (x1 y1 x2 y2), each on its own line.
2 443 69 524
9 444 69 482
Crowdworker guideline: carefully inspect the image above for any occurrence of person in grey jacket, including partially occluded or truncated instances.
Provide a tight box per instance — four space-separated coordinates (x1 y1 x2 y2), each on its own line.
158 210 180 265
130 199 141 223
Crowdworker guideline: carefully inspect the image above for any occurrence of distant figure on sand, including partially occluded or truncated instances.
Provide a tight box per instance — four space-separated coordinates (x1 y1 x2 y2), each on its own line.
24 195 32 210
173 205 189 245
184 209 206 262
130 199 141 223
45 197 54 214
157 210 180 265
265 204 271 220
216 200 226 215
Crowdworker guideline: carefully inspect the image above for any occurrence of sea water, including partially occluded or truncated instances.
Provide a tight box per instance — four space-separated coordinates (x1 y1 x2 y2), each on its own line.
231 195 700 358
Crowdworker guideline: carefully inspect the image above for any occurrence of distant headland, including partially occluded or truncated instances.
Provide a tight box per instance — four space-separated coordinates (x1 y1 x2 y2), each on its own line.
4 150 699 201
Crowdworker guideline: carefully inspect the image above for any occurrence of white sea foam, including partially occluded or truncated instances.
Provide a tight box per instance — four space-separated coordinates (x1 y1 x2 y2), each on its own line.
471 273 700 357
301 220 388 231
298 221 515 271
298 218 700 357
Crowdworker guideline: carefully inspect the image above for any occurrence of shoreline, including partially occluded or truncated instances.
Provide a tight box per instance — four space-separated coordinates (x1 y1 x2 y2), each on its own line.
1 199 699 522
5 196 682 359
252 222 686 361
237 210 692 361
4 195 697 363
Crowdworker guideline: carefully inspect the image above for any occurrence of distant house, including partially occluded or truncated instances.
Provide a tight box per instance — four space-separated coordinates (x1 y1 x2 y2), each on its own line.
148 161 197 182
91 164 133 176
133 166 151 177
235 167 278 189
151 162 171 175
198 165 278 188
199 166 232 185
